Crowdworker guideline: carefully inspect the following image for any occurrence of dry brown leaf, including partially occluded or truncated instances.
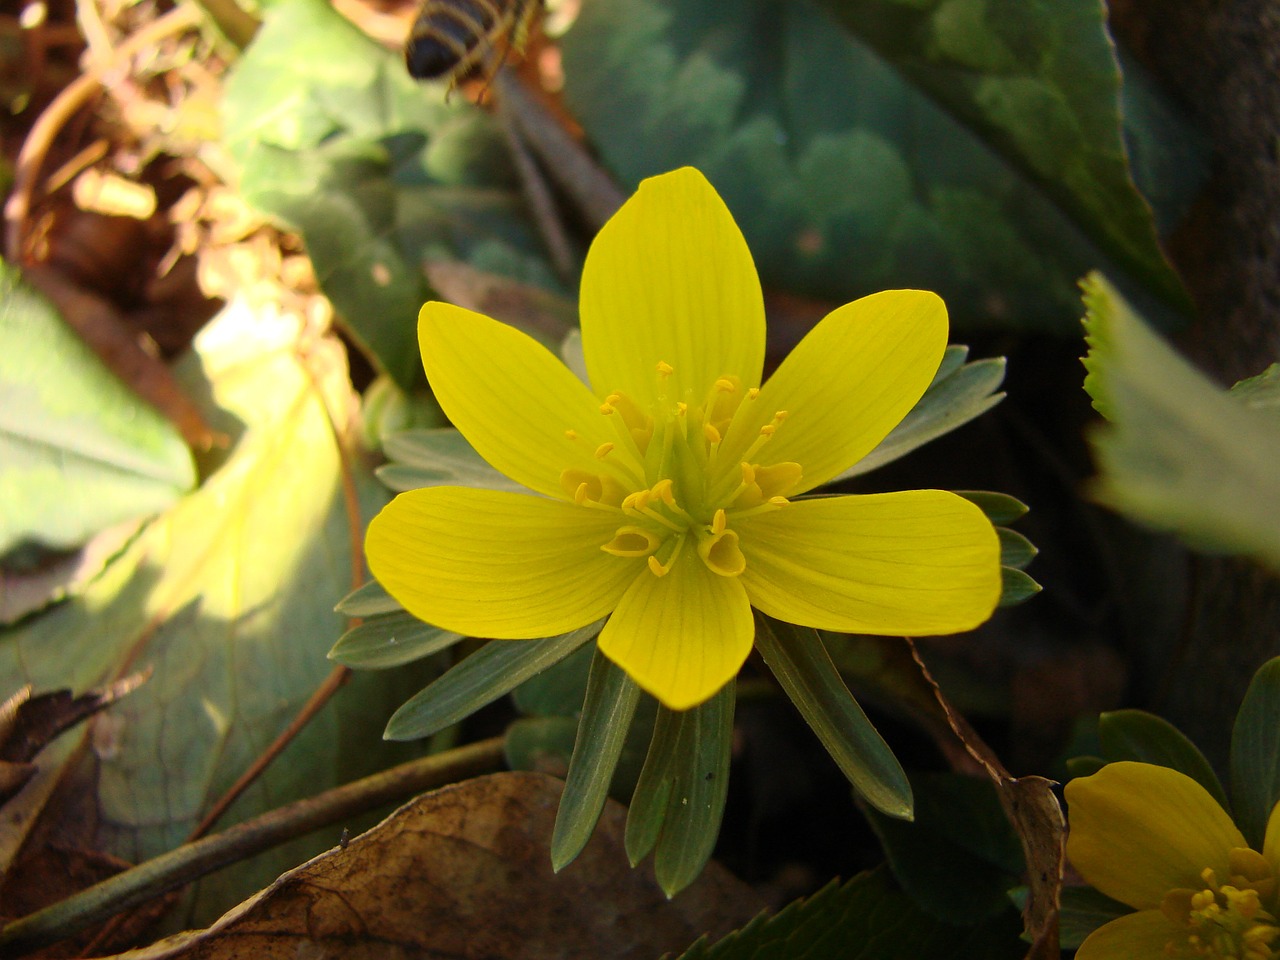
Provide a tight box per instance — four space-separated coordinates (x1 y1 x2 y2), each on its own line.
99 771 762 960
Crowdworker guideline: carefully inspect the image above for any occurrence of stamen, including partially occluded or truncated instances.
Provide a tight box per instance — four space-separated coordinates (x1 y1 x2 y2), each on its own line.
656 361 674 377
601 526 661 558
595 442 615 459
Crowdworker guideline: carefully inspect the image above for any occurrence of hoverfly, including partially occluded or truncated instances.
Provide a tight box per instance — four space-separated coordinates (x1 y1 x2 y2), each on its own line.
405 0 543 85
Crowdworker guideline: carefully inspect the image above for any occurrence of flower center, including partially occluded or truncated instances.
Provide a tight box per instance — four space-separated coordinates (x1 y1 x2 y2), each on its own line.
560 361 803 579
1161 851 1280 960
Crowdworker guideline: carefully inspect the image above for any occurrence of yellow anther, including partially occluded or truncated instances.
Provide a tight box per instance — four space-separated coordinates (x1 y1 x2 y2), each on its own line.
712 508 727 535
676 401 688 415
565 429 578 440
704 423 722 444
647 555 669 577
747 387 760 400
599 401 615 414
574 483 589 504
656 360 674 377
740 461 756 483
606 393 621 404
595 442 615 459
768 496 789 506
760 424 776 436
715 378 736 393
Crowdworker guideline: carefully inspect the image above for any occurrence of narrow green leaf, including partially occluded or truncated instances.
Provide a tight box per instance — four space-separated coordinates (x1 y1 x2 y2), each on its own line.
552 650 642 871
327 611 463 669
753 615 911 819
1231 364 1280 410
1097 709 1227 811
1082 272 1280 570
930 344 971 386
624 703 680 866
955 491 1029 526
996 527 1037 570
674 865 1025 960
653 680 735 898
1057 885 1132 951
383 623 600 740
998 568 1041 607
839 355 1005 479
503 715 579 776
0 259 195 553
333 578 402 617
1230 657 1280 849
380 428 524 491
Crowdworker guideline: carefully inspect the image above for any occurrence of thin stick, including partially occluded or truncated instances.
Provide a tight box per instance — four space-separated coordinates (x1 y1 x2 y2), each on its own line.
0 737 508 956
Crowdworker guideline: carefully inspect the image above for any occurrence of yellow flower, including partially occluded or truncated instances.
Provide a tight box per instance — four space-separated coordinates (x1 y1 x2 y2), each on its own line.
1066 761 1280 959
365 167 1000 710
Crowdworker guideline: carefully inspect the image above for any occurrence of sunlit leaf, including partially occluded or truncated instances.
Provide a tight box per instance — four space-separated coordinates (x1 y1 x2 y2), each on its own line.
0 258 194 554
376 428 525 493
0 298 421 925
328 611 463 669
333 578 402 617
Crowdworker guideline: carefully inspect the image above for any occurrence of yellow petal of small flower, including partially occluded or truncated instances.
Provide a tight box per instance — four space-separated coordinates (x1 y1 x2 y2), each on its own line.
597 549 754 711
367 486 638 638
419 302 615 499
736 491 1000 634
580 167 766 406
717 290 947 493
1065 762 1247 910
1263 797 1280 875
1075 909 1179 960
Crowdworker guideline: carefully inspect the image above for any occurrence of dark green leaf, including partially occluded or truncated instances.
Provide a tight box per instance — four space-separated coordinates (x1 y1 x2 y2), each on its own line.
753 615 911 818
562 0 1187 333
552 649 642 870
384 623 601 740
333 578 402 617
503 715 578 776
652 681 736 897
1082 273 1280 571
328 611 463 669
674 865 1025 960
624 701 680 866
1230 657 1280 849
865 773 1023 924
512 640 596 717
996 527 1037 570
1064 755 1108 780
0 259 194 553
955 491 1028 526
1097 709 1227 811
1057 885 1132 951
998 567 1041 607
838 353 1005 479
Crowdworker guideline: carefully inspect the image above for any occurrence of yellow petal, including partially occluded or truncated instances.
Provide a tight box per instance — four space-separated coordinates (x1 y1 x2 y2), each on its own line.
597 549 753 710
1074 910 1178 960
1065 762 1246 909
736 491 1000 634
580 167 765 404
366 486 638 638
419 302 615 499
719 290 948 493
1260 797 1280 871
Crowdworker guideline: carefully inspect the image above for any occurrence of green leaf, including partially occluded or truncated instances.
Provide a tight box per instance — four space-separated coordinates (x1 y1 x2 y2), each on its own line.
955 490 1028 526
996 527 1037 570
838 350 1005 479
561 0 1188 333
222 0 552 387
552 649 642 870
673 865 1025 960
333 578 402 617
383 624 601 740
998 566 1041 607
1097 709 1228 812
806 0 1190 310
327 611 463 669
651 681 736 897
1230 657 1280 849
753 615 911 819
1064 755 1108 780
0 258 194 553
865 773 1023 924
0 298 423 925
503 715 579 776
1081 273 1280 571
511 640 596 717
1230 364 1280 410
376 428 525 493
1057 885 1132 951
